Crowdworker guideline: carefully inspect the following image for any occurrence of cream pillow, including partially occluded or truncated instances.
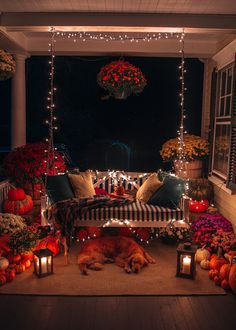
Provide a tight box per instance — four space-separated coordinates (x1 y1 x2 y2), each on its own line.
136 173 163 203
68 171 95 198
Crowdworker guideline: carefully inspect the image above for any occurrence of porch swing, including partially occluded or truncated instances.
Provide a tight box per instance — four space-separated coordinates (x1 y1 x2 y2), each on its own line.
43 29 190 250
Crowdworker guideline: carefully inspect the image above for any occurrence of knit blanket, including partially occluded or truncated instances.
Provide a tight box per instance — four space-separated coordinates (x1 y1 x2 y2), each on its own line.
47 195 132 238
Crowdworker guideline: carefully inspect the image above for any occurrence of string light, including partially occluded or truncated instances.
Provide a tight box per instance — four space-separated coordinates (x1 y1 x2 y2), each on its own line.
55 31 183 43
174 29 188 178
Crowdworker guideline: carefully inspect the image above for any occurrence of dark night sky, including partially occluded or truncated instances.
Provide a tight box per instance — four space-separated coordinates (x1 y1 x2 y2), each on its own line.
1 56 203 171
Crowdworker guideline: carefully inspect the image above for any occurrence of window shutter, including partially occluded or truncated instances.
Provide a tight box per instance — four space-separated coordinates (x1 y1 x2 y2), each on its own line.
208 68 217 173
227 55 236 191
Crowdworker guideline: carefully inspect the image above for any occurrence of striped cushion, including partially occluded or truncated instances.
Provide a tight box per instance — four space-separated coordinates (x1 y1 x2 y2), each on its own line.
75 201 183 224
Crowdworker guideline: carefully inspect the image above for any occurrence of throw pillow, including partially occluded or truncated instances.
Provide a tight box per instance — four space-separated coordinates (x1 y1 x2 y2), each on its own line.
68 170 96 198
46 174 75 203
136 173 163 203
148 175 185 209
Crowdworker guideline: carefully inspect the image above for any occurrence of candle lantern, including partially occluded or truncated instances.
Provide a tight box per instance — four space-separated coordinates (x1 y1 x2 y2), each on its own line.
33 248 54 278
176 242 197 279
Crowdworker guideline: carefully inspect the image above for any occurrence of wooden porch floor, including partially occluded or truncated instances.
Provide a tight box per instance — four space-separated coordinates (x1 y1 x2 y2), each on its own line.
1 294 236 330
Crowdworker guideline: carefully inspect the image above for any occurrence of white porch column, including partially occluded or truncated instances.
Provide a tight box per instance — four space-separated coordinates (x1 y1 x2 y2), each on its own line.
11 53 28 149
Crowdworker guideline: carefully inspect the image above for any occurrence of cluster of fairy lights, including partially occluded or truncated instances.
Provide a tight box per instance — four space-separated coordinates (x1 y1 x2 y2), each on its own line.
175 30 188 177
44 28 59 181
55 31 183 43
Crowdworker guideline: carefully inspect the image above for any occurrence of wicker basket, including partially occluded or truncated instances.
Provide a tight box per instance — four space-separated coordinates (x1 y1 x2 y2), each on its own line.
174 160 203 179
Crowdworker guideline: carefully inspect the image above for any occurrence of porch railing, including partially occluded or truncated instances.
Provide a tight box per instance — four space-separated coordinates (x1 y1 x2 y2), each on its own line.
0 180 12 212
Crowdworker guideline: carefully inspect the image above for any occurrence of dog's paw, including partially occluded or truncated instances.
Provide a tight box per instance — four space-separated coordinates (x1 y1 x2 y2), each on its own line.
124 267 132 274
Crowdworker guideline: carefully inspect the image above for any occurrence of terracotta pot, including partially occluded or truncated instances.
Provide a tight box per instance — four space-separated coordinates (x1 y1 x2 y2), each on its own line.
174 160 203 179
113 89 130 99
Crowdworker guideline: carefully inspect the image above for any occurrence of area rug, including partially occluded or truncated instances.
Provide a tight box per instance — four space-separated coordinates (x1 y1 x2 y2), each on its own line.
0 241 225 296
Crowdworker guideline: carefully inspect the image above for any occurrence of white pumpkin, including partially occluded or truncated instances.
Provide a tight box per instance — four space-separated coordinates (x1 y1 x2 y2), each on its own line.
0 257 9 270
195 248 210 263
200 259 210 270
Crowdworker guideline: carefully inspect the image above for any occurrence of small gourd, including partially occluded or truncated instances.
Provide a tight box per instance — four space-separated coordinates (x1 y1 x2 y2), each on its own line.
200 258 210 270
195 247 210 263
0 256 9 270
229 264 236 294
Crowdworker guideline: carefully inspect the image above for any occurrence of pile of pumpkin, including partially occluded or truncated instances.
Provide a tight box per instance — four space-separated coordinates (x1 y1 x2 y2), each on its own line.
196 247 236 292
0 251 34 286
3 187 33 215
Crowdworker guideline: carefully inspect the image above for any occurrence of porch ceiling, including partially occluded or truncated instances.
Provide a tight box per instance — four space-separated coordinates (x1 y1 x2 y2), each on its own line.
0 1 236 57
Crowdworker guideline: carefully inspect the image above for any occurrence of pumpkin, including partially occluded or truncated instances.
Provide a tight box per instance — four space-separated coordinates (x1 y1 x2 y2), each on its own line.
15 263 26 274
195 247 210 263
221 279 231 290
0 257 9 270
0 274 6 286
24 260 31 269
229 264 236 294
208 269 219 280
86 226 102 238
200 259 210 270
189 199 209 213
220 263 232 281
209 248 227 271
4 195 33 215
214 275 223 286
5 270 16 282
188 179 214 201
7 252 21 264
21 251 34 262
8 188 25 201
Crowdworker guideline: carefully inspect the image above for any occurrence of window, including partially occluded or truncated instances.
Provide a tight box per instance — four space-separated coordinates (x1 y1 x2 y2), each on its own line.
209 55 236 192
212 64 234 180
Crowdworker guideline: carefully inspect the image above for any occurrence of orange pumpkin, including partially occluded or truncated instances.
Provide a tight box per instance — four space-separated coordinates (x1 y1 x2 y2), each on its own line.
220 264 231 281
7 252 21 264
8 188 25 201
209 248 227 271
15 263 26 274
21 251 34 262
5 270 16 282
229 264 236 294
24 260 31 269
4 195 33 215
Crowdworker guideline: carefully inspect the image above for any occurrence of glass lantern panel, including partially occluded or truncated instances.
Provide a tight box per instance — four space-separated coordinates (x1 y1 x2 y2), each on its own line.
180 254 191 275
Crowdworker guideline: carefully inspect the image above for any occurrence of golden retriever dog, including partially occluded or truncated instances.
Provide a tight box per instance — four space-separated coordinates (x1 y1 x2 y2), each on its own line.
77 236 155 275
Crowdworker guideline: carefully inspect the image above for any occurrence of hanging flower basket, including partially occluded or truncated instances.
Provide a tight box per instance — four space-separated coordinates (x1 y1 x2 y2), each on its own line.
0 49 16 81
97 60 147 99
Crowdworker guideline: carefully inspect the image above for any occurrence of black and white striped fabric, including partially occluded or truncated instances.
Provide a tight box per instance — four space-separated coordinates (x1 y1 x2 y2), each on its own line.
76 201 183 224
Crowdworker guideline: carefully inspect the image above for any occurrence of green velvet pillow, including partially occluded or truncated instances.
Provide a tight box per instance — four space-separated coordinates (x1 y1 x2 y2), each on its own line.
46 174 75 203
148 175 185 209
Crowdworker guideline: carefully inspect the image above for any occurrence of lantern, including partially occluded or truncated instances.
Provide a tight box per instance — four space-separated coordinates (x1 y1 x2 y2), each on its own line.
176 242 197 279
33 248 53 277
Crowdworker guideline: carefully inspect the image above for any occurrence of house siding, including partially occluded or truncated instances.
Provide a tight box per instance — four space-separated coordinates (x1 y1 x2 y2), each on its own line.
202 39 236 229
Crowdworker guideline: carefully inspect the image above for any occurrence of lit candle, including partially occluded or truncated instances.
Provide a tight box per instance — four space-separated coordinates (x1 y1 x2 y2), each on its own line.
182 255 191 274
41 257 47 274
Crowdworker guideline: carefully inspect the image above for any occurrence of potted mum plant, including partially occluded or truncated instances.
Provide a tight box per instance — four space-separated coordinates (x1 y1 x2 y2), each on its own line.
3 143 67 201
0 49 16 81
160 134 209 179
97 59 147 99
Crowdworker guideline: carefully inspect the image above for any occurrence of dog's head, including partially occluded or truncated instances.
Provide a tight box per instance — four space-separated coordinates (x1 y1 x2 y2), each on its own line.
128 253 148 273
